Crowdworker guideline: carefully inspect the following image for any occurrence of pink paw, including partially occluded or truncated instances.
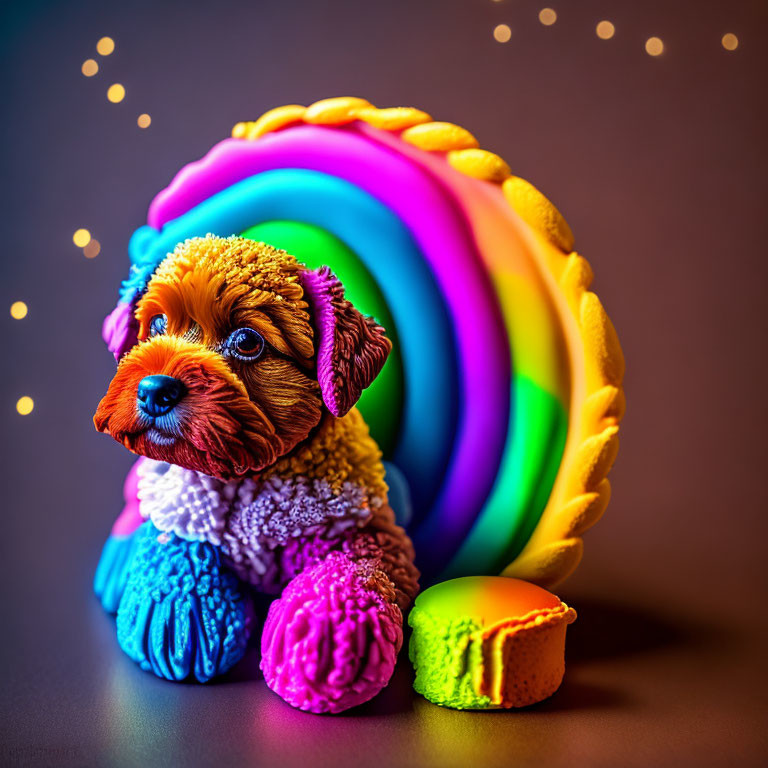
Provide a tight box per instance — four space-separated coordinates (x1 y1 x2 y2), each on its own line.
260 552 402 713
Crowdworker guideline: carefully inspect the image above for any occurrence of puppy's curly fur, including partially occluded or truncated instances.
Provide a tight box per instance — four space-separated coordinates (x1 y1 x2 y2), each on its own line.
96 237 323 477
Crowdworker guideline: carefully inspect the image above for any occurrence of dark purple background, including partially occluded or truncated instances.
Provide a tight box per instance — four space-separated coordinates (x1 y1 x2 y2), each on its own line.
1 1 766 766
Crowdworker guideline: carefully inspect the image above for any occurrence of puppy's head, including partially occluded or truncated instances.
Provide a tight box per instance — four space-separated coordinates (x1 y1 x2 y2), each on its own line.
94 235 390 479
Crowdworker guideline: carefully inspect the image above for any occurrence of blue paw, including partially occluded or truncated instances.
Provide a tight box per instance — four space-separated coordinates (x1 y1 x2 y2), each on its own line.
94 532 142 614
116 522 253 682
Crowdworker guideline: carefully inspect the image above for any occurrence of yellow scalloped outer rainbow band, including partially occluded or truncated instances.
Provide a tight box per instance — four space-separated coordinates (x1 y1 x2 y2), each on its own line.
230 98 624 587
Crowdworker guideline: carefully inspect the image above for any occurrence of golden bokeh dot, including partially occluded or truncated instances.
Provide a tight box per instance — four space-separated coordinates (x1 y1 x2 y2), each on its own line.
16 396 34 416
493 24 512 43
722 33 739 51
107 83 125 103
645 37 664 56
596 21 615 40
538 8 557 26
96 37 115 56
137 113 152 129
83 239 101 259
73 228 91 247
10 301 28 320
81 59 99 77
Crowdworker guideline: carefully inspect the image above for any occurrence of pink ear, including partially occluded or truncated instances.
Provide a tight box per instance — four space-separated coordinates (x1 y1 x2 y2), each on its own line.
299 267 391 417
102 301 140 361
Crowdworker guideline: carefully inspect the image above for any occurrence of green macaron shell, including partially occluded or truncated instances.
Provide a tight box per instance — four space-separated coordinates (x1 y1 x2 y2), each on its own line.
408 606 492 710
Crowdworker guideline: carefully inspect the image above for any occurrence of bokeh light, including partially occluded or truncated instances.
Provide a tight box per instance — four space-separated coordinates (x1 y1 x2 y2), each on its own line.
83 239 101 259
137 113 152 129
721 33 738 51
16 396 34 415
493 24 512 43
107 83 125 103
81 59 98 77
73 228 91 247
596 21 615 40
645 37 664 56
538 8 557 26
10 301 28 320
96 37 115 56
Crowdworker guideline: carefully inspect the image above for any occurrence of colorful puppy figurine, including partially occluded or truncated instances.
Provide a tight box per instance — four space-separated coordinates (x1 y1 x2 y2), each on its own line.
94 234 419 713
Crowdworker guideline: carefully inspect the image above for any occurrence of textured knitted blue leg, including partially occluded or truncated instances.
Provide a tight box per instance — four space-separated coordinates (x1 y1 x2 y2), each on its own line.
116 522 253 682
94 531 142 614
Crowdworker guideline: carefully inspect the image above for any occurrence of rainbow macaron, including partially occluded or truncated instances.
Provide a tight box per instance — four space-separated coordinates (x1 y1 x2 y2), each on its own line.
409 576 576 709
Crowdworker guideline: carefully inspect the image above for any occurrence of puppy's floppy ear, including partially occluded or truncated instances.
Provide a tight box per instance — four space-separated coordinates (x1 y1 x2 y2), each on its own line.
103 301 140 361
299 266 391 417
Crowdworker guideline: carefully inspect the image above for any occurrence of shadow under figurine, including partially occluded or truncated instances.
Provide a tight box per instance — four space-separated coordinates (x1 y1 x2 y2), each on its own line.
93 234 419 713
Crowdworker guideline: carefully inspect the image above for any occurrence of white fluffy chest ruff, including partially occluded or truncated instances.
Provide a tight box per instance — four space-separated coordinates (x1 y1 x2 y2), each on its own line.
136 459 376 556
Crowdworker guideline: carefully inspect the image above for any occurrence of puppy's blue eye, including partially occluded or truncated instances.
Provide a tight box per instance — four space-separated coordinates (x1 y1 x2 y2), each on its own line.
226 327 265 361
149 314 167 337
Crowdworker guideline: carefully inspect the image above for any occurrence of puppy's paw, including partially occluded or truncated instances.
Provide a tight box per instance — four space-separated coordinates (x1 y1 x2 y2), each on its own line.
116 522 253 682
261 552 402 713
94 531 142 614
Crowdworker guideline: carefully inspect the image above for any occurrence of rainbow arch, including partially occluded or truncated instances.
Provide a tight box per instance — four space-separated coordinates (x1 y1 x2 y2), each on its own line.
115 97 625 586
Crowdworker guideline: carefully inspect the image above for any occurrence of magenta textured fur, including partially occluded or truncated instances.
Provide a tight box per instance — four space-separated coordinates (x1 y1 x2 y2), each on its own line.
260 552 403 713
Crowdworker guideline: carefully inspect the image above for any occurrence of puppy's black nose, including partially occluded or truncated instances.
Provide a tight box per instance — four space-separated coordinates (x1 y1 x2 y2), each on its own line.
137 375 186 418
